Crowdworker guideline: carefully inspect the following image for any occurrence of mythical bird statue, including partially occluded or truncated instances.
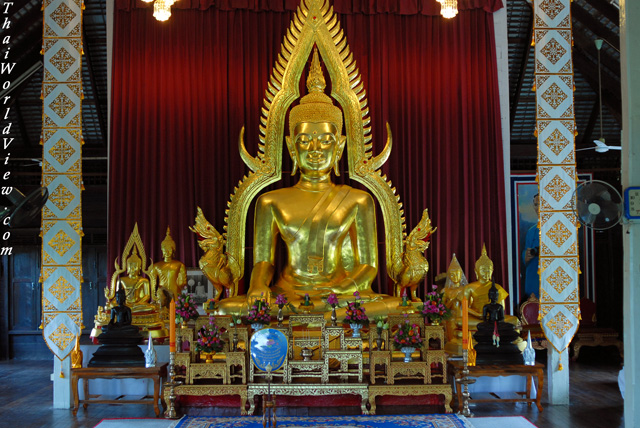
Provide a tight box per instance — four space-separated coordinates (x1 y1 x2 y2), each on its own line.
190 207 240 301
393 209 437 301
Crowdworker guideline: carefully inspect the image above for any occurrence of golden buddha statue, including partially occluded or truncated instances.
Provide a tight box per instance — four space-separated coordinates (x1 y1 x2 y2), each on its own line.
92 224 167 340
192 2 434 319
461 244 519 330
149 227 187 304
108 249 153 311
212 49 401 316
442 254 468 353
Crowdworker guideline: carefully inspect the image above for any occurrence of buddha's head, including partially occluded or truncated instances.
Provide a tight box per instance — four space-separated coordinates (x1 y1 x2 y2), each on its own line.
488 280 499 304
126 248 142 278
446 254 463 286
287 47 346 178
474 244 493 284
161 227 176 260
115 285 127 306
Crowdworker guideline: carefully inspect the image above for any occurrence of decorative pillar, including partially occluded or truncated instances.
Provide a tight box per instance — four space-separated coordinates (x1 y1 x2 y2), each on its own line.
533 0 578 405
620 1 640 426
41 0 84 408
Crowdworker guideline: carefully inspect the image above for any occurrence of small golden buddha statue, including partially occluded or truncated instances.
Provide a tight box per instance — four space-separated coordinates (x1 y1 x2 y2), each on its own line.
149 227 187 304
442 254 468 353
461 244 519 330
216 48 400 316
71 334 83 369
108 248 154 311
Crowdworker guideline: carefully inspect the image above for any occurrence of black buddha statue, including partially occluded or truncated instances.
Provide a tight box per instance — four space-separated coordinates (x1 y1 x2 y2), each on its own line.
472 281 524 364
89 287 145 367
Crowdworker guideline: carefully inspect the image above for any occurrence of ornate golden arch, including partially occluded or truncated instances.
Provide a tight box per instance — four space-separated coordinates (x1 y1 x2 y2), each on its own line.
196 0 430 294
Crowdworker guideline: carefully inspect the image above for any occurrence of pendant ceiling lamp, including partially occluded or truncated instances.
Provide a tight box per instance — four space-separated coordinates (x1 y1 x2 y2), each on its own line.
437 0 459 19
142 0 176 22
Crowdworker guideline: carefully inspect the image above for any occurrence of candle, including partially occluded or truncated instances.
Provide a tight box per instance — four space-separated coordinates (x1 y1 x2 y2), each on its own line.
462 297 469 349
169 298 176 352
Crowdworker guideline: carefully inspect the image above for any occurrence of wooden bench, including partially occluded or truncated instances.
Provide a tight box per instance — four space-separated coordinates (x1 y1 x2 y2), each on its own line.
448 360 544 412
71 363 167 417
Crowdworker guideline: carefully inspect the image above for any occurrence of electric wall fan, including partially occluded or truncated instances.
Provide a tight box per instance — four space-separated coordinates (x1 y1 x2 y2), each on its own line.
573 180 623 230
0 187 49 227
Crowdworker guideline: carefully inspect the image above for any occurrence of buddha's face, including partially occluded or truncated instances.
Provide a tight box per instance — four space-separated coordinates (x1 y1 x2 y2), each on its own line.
127 260 141 277
293 122 340 176
161 243 175 260
448 267 462 285
476 264 493 283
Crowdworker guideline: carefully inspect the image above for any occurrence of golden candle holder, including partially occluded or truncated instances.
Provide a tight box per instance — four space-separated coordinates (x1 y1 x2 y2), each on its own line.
455 349 476 418
164 351 183 419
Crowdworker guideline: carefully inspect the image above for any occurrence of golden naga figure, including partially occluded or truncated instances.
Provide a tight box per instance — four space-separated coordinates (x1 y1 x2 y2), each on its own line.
149 227 187 304
192 0 433 317
92 224 167 340
461 244 519 331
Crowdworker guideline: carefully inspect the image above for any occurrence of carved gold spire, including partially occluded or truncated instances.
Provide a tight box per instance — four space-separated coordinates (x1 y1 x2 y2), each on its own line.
288 47 343 138
161 226 176 251
307 46 326 94
474 243 493 273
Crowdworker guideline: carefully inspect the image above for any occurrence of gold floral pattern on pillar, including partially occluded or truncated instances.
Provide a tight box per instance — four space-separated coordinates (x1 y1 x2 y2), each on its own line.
534 0 579 354
42 0 84 361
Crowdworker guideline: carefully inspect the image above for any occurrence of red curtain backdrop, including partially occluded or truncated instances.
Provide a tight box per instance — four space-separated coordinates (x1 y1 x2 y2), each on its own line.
110 0 508 304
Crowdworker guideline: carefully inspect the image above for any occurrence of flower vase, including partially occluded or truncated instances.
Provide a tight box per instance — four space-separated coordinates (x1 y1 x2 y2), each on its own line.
350 323 362 338
181 321 188 329
201 351 215 363
251 323 265 332
277 307 284 327
401 346 415 363
429 317 441 326
376 336 383 351
232 332 239 352
331 307 337 326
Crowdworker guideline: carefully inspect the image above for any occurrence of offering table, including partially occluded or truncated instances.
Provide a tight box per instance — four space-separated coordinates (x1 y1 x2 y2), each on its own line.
71 363 167 417
448 360 544 412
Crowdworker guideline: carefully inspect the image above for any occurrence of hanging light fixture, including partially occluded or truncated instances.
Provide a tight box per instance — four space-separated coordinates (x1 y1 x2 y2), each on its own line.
153 0 172 21
439 0 458 19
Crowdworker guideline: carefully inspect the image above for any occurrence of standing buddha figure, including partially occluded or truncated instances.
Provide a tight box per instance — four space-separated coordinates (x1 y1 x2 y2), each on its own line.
149 227 187 304
217 48 400 316
442 254 468 354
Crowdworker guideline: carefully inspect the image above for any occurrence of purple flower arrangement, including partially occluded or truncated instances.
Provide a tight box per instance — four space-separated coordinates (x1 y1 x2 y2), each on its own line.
196 315 224 353
344 291 369 325
418 285 451 324
326 293 339 308
275 294 288 309
393 314 423 350
175 292 199 324
245 294 271 325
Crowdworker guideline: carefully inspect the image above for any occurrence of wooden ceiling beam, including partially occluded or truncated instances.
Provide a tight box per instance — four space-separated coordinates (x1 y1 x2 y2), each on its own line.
571 3 620 51
581 0 620 26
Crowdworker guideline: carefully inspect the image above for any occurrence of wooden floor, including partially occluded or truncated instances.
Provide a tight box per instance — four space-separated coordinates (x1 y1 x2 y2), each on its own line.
0 348 624 428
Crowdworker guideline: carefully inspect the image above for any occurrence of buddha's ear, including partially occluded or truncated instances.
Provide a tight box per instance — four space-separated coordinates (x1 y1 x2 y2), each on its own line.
285 136 298 176
334 135 347 176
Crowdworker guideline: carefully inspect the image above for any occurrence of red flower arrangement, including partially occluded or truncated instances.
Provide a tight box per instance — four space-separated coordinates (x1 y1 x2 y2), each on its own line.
344 291 369 325
393 315 423 350
418 285 451 324
175 292 199 324
245 294 271 325
196 315 224 353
